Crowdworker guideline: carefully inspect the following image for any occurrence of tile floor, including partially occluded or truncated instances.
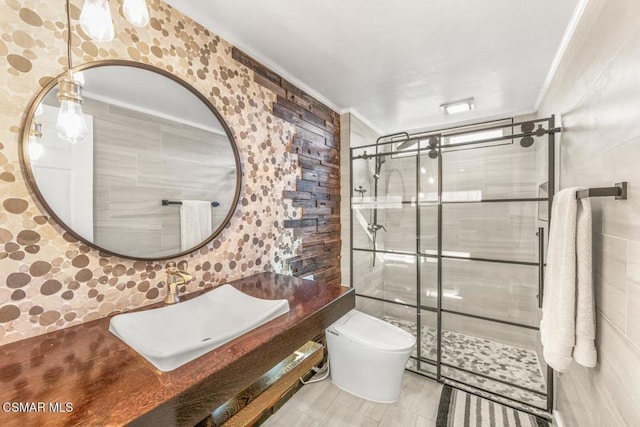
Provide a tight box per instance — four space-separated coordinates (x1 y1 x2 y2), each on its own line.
264 314 550 425
263 372 442 427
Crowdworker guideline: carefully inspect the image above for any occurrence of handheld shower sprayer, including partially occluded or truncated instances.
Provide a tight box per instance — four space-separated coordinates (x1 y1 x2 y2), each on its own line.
373 155 386 179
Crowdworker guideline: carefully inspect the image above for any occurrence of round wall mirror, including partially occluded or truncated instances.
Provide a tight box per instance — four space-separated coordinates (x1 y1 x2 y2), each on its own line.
21 61 241 260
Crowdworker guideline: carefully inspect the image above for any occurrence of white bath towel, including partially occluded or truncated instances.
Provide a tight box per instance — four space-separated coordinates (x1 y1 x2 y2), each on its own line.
540 188 597 373
573 192 597 368
180 200 212 251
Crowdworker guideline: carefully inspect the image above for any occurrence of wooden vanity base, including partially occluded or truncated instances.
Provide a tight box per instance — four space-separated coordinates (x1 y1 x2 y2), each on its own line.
198 340 324 427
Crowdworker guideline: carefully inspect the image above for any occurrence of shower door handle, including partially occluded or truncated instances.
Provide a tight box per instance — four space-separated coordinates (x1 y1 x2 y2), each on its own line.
537 227 544 309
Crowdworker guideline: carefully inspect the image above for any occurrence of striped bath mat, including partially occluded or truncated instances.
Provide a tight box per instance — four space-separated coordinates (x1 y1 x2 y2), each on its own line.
436 385 550 427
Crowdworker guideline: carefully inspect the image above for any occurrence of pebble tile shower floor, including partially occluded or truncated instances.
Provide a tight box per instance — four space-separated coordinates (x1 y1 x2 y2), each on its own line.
383 316 547 412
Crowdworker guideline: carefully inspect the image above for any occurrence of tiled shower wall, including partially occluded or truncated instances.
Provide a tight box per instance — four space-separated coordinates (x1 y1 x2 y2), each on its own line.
537 0 640 425
0 0 339 344
340 113 380 290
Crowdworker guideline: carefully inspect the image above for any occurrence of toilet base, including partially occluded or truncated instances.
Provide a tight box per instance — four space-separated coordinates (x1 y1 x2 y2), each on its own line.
327 334 411 403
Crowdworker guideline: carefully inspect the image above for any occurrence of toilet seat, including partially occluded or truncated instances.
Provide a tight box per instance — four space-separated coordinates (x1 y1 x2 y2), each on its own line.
332 311 415 352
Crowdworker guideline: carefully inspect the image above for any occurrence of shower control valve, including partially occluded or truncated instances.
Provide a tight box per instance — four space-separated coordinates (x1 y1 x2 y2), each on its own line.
354 186 367 196
367 223 387 233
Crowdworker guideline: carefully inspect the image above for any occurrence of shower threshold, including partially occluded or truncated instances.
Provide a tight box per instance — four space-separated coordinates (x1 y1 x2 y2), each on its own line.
383 315 548 416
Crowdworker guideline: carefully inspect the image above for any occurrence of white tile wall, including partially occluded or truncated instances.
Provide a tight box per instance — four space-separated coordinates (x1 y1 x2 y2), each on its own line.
538 0 640 424
340 113 381 287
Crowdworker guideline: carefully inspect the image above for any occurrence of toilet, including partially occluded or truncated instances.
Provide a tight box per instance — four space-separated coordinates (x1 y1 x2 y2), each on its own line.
325 310 416 403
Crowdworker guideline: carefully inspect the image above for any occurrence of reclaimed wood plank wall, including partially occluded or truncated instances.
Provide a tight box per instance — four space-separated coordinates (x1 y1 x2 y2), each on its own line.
232 48 341 286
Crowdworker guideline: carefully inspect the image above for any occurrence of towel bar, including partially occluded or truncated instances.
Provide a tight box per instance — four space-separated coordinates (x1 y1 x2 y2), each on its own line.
162 200 221 207
575 182 627 200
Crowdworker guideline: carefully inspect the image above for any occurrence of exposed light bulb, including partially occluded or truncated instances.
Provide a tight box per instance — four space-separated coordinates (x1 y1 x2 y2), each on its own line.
28 122 44 162
28 136 44 162
56 74 88 144
123 0 150 27
57 100 88 144
80 0 115 42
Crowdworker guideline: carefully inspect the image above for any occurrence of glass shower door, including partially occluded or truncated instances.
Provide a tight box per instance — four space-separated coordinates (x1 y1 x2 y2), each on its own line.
436 136 549 411
350 117 557 415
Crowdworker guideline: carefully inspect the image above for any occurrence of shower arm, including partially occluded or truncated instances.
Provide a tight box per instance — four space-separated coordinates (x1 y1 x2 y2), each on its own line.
376 132 410 144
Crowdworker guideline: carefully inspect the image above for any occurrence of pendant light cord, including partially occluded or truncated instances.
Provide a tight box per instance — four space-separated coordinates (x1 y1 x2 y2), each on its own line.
66 0 73 71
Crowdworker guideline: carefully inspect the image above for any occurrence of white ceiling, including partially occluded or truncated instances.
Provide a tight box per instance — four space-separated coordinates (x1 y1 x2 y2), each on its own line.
165 0 581 134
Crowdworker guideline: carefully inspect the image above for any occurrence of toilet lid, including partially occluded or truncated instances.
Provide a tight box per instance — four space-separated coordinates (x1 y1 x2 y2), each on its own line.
334 312 416 351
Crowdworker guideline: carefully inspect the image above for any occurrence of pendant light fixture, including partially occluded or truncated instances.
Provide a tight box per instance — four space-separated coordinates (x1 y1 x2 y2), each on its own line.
57 0 88 144
123 0 150 27
28 121 44 162
80 0 150 42
80 0 115 42
28 102 44 162
56 75 89 144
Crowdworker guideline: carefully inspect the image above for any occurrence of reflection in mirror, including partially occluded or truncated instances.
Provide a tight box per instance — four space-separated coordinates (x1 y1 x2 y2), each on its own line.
25 63 240 260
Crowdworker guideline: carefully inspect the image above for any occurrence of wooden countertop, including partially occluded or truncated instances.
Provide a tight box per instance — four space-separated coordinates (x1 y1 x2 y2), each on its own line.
0 273 354 426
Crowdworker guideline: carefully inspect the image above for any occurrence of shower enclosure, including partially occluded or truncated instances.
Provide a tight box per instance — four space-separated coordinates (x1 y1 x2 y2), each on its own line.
349 117 558 415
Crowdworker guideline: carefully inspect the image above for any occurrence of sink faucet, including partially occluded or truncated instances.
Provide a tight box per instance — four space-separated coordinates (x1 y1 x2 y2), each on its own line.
165 261 193 304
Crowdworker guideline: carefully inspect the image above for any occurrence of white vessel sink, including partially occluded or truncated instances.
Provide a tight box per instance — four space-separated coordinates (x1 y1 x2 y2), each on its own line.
109 284 290 371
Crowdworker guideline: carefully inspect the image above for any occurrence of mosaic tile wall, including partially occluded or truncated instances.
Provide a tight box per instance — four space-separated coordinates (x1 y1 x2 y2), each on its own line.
0 0 339 344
